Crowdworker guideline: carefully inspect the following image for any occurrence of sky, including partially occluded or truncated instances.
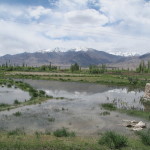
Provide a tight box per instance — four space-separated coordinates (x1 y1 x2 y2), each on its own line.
0 0 150 56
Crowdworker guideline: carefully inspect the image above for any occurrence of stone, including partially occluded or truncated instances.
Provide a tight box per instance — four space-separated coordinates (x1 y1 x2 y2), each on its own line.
134 121 146 128
144 83 150 100
132 127 143 131
122 120 146 131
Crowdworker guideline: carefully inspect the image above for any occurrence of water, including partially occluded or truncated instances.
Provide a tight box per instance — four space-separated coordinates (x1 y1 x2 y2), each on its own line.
0 80 149 136
0 86 30 104
22 79 145 110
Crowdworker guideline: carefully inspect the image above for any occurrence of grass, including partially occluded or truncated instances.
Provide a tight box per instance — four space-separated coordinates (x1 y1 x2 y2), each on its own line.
101 102 150 120
0 103 10 108
53 128 76 137
0 130 150 150
7 129 25 136
101 103 117 111
137 129 150 146
119 109 150 121
4 71 150 88
99 131 128 149
0 79 54 111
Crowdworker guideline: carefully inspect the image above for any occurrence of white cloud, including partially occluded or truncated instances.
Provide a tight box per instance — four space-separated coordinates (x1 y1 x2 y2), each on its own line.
0 0 150 56
27 6 52 19
65 9 108 25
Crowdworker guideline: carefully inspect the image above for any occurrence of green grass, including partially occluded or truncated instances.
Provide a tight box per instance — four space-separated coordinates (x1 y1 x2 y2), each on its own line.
0 103 10 108
53 128 76 137
101 103 117 111
119 109 150 121
7 129 25 136
0 79 53 111
4 71 150 88
0 131 150 150
99 131 128 149
137 129 150 146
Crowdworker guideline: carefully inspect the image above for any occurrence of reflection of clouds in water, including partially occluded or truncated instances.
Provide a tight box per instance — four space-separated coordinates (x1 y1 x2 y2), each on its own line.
41 86 145 110
107 89 134 94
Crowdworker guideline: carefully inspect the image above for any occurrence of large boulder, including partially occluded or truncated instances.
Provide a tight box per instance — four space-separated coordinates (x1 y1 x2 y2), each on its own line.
144 83 150 101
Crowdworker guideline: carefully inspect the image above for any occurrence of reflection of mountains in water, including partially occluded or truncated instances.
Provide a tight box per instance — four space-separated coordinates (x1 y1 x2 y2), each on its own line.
22 79 117 94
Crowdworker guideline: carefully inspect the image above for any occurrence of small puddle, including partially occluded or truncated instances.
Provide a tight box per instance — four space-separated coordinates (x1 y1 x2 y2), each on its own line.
0 86 30 104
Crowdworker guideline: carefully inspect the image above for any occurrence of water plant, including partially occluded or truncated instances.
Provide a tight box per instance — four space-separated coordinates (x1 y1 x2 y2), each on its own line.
13 111 22 117
14 99 20 105
99 111 110 116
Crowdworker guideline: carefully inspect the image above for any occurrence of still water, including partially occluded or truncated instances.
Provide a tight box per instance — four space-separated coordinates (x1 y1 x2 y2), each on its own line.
22 79 145 110
0 80 149 136
0 86 30 104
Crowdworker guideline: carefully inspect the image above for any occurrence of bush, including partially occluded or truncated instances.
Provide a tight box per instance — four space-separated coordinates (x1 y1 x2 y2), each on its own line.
99 131 128 149
14 99 20 105
137 129 150 146
13 111 22 117
53 128 75 137
101 103 117 111
39 90 46 96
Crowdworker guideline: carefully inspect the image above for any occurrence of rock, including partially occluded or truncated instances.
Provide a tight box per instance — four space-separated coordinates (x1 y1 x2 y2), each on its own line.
132 127 143 131
134 121 146 128
122 120 146 130
144 83 150 100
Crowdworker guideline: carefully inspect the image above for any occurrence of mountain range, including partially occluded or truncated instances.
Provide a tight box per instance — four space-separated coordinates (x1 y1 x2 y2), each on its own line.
0 48 149 69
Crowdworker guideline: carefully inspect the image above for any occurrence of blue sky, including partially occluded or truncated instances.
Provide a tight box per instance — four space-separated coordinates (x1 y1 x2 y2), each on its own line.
0 0 150 56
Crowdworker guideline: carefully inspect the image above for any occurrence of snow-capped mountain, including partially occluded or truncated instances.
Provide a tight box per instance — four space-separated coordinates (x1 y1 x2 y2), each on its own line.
38 47 141 57
38 47 67 53
108 50 140 57
0 48 149 68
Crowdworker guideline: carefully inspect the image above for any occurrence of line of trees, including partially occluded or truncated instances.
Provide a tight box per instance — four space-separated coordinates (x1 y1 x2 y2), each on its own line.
89 64 107 74
0 62 57 72
136 60 150 73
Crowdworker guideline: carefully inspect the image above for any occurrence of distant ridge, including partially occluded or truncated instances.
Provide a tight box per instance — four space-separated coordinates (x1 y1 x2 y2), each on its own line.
0 48 149 68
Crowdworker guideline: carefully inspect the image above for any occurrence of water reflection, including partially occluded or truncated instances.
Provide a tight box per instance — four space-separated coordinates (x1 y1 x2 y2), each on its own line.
21 80 145 110
0 86 30 104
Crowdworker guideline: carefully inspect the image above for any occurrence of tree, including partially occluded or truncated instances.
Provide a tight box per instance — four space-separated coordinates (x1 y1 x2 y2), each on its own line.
70 63 79 72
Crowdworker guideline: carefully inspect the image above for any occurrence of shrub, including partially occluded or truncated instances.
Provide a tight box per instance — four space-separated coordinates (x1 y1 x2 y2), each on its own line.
101 103 117 111
99 131 128 149
13 111 22 117
39 90 46 96
137 129 150 146
14 99 20 105
53 128 75 137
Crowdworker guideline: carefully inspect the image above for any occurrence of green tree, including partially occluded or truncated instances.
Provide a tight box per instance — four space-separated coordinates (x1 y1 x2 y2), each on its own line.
70 63 79 72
